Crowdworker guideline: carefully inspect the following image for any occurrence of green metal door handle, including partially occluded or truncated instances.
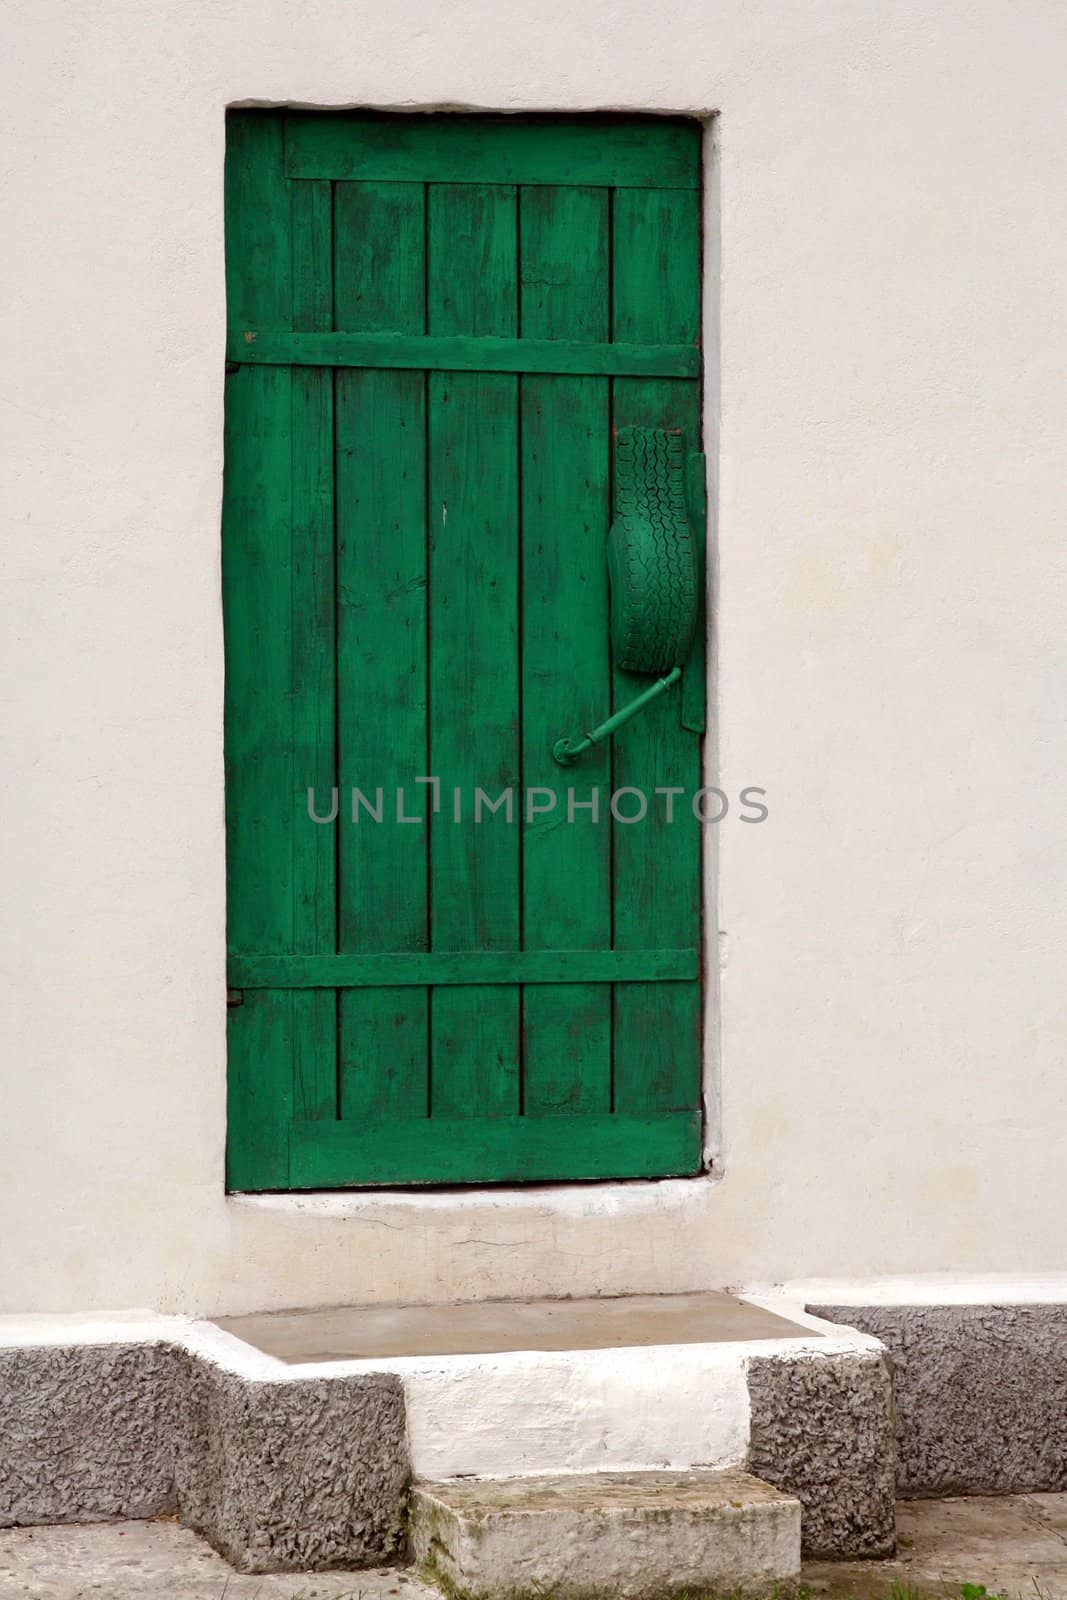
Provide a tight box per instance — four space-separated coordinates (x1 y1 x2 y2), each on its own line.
552 428 702 766
553 668 682 765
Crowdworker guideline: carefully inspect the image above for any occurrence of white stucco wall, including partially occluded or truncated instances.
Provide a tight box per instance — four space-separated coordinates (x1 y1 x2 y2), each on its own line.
3 0 1065 1315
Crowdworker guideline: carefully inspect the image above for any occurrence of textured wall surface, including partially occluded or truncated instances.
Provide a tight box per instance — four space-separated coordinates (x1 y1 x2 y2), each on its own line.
746 1350 896 1558
0 1341 409 1573
3 0 1066 1314
812 1304 1067 1498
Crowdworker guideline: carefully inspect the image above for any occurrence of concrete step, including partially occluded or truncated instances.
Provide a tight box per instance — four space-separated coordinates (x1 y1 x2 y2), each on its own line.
217 1289 813 1363
1 1299 893 1565
410 1468 802 1599
212 1286 895 1561
215 1291 827 1482
213 1290 895 1560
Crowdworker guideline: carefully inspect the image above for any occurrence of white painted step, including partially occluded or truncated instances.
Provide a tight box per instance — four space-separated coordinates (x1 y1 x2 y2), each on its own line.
410 1469 802 1599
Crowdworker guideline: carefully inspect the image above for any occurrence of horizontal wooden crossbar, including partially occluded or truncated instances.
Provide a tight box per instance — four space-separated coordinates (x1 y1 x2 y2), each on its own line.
228 949 698 989
287 1111 703 1188
228 331 700 378
283 114 701 189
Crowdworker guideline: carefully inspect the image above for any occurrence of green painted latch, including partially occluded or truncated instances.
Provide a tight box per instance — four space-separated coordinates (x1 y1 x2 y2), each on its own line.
553 428 704 766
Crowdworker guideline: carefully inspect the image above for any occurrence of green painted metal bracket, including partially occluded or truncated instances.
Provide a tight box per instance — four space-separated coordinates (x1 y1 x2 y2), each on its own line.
553 428 702 765
553 667 682 765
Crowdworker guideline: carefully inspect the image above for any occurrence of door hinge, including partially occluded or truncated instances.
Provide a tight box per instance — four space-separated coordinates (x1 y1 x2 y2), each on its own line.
226 988 244 1009
225 359 241 375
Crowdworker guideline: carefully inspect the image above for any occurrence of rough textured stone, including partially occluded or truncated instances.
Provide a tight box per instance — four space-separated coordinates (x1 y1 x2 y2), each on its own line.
812 1303 1067 1498
0 1340 409 1573
0 1343 181 1526
411 1470 801 1599
176 1354 409 1573
746 1349 896 1559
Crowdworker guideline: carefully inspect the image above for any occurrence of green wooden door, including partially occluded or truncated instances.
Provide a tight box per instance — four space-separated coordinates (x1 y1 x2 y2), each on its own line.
224 112 704 1190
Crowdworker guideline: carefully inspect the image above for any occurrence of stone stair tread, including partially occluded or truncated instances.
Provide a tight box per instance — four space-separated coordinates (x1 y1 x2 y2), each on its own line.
411 1468 801 1599
216 1289 816 1363
415 1466 792 1510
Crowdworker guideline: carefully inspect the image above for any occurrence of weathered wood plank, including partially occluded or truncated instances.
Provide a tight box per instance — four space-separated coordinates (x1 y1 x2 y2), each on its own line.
286 114 701 189
428 183 521 1118
223 112 296 1189
290 1111 703 1187
334 181 430 1121
290 176 338 1122
290 178 333 332
611 187 704 1126
229 949 698 988
520 185 613 1115
228 331 700 378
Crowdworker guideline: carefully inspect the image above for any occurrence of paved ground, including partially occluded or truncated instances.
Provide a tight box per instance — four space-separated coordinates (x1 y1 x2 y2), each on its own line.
807 1492 1067 1598
0 1495 1065 1599
0 1521 435 1600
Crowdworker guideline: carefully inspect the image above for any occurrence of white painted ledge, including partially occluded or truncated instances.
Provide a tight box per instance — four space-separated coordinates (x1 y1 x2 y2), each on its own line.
0 1305 881 1480
228 1170 720 1222
764 1274 1067 1308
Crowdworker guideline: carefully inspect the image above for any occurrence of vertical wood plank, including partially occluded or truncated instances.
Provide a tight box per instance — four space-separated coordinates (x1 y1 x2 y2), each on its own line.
224 113 296 1187
428 184 521 1118
334 182 430 1120
611 186 703 1122
290 178 338 1121
519 186 613 1113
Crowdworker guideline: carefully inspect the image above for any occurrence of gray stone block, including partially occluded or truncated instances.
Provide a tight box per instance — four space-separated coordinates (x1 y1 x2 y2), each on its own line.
177 1355 409 1572
411 1470 801 1599
0 1339 409 1573
0 1343 181 1526
746 1349 897 1558
812 1303 1067 1498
